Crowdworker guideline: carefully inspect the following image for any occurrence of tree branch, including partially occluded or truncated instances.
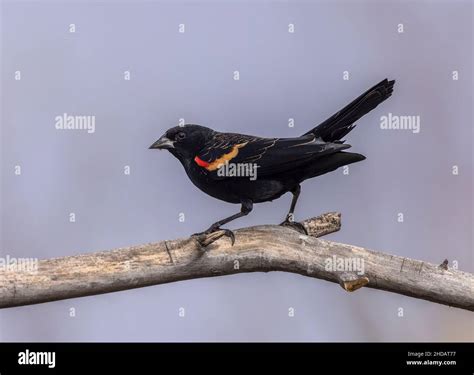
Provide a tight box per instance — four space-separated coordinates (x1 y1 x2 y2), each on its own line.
1 212 473 311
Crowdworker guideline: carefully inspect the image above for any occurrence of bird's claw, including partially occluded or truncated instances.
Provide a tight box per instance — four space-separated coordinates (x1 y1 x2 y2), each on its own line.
280 219 307 234
192 227 235 247
219 229 235 246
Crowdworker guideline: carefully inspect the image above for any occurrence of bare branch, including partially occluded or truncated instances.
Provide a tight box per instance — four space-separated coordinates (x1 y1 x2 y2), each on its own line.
0 212 473 311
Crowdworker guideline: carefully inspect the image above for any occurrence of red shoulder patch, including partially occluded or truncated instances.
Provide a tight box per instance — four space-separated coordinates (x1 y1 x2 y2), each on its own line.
194 156 210 168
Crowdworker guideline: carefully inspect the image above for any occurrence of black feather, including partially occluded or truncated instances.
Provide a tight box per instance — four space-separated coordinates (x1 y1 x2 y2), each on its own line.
304 79 395 142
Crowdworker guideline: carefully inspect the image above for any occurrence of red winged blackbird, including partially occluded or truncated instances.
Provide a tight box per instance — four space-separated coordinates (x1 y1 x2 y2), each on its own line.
150 79 395 243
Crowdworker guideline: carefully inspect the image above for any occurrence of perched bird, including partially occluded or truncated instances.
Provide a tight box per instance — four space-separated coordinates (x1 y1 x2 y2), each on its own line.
150 79 395 243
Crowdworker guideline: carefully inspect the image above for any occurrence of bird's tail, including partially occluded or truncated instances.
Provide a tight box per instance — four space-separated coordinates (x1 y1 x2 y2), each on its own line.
303 151 367 180
303 79 395 143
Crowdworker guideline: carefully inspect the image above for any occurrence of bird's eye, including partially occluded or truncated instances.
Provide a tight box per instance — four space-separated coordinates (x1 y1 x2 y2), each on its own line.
176 131 186 140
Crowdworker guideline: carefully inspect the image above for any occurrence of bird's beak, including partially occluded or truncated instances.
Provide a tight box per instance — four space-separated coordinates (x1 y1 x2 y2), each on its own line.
149 136 175 150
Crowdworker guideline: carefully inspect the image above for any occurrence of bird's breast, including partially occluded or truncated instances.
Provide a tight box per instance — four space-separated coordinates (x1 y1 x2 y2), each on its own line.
182 159 290 204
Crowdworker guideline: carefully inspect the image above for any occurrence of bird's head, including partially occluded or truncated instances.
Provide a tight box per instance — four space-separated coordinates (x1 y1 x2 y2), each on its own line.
149 124 214 160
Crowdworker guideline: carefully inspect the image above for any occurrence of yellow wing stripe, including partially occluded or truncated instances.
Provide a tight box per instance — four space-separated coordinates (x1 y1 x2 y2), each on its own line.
205 142 248 171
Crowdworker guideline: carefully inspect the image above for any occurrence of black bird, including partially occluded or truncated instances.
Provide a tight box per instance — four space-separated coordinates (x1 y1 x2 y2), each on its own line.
150 79 395 243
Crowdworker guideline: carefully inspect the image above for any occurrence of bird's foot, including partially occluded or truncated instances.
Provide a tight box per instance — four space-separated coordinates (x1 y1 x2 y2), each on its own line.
192 227 235 247
280 218 307 235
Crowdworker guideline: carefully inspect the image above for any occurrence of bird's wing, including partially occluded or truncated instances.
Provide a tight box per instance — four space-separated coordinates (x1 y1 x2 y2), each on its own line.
195 132 350 179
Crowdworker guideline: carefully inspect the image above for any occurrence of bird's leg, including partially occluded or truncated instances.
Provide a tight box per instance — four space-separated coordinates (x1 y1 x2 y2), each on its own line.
280 185 307 234
284 184 301 222
193 200 253 245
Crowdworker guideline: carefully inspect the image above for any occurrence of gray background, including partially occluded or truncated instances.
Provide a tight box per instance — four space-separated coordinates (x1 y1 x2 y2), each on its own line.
1 0 473 341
